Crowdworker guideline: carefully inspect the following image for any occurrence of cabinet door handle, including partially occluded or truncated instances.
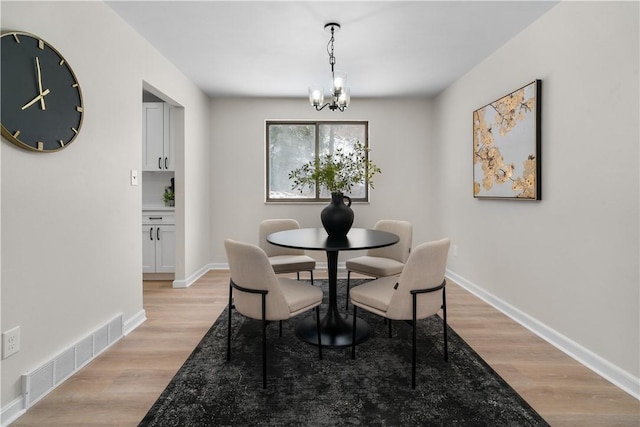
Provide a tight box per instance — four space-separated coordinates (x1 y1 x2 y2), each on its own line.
149 217 162 220
149 227 154 240
158 157 162 169
157 227 160 241
164 157 168 169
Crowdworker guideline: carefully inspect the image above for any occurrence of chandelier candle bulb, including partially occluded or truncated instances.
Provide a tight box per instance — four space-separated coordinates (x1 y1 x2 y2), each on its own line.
333 72 346 92
337 89 350 106
309 88 324 106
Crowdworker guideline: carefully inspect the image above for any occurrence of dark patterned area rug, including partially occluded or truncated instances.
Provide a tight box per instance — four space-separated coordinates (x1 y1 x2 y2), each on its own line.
140 279 548 426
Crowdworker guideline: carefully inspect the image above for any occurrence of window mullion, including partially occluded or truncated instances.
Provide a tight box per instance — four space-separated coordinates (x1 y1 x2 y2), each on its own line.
314 123 320 201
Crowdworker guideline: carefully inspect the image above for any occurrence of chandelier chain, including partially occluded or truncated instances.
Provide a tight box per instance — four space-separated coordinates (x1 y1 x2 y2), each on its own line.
327 27 336 70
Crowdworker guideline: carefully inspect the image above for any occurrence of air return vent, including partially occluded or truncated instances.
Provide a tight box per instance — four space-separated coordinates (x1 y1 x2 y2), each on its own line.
54 347 75 384
22 314 123 408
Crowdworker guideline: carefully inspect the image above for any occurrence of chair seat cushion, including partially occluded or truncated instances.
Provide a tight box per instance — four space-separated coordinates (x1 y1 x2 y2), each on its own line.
279 278 323 316
269 255 316 273
349 276 398 314
346 256 404 277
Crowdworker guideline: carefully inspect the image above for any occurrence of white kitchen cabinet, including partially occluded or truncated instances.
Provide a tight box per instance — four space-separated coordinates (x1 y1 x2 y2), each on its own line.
142 211 175 273
143 102 175 171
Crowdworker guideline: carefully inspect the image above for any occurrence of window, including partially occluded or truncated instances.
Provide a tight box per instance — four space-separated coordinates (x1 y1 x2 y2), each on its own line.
266 121 369 202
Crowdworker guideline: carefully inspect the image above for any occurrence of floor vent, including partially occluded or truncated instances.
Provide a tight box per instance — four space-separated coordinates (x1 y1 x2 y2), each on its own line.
22 314 123 408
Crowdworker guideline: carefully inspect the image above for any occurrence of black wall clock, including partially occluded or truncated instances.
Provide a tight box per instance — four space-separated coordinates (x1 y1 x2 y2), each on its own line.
1 31 84 152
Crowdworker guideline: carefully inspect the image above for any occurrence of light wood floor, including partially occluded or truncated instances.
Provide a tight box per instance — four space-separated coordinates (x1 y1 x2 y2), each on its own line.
11 270 639 426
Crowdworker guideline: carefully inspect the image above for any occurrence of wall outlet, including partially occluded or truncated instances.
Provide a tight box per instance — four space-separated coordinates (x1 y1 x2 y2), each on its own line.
453 245 459 257
2 326 20 359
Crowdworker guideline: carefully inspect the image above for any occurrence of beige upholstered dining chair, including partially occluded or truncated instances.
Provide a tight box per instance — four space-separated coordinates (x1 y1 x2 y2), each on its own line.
344 220 413 309
224 239 323 388
259 219 316 285
349 238 450 389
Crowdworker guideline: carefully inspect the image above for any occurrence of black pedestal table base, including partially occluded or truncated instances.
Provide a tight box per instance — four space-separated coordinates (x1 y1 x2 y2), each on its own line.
296 312 371 348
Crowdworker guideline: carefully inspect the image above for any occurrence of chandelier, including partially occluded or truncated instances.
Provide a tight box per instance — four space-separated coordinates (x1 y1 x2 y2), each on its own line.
309 23 350 112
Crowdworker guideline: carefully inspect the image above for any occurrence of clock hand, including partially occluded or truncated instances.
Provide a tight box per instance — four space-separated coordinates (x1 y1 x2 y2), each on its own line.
21 88 51 110
35 57 46 110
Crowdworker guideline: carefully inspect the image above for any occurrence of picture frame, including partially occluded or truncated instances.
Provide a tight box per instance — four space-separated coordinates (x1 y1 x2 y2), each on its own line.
473 80 541 200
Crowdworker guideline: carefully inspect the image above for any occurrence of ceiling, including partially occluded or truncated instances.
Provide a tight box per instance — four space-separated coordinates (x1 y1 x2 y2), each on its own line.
106 1 559 99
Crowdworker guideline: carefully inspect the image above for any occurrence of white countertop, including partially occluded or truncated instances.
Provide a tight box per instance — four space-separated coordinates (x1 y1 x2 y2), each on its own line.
142 206 175 212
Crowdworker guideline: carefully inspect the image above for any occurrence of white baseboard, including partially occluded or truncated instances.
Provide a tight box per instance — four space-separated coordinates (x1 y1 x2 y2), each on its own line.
172 263 218 288
124 309 147 336
1 396 25 427
445 269 640 400
205 263 228 271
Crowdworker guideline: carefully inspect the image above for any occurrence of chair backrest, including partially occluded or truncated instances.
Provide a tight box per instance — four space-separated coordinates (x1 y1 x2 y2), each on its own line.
224 239 290 320
366 220 413 263
386 238 450 320
259 219 305 257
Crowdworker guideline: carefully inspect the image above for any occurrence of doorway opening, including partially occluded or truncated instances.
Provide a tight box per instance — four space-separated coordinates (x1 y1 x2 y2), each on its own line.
141 83 184 290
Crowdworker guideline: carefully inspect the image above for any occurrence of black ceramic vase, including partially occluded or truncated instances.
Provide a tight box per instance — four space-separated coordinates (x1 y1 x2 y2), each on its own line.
321 193 354 238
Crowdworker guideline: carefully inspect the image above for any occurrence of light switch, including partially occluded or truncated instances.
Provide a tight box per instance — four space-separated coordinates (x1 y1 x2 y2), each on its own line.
130 169 138 186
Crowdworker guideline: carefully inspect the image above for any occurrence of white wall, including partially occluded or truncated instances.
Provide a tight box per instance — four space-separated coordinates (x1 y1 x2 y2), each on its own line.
1 1 211 409
433 0 639 391
208 98 439 265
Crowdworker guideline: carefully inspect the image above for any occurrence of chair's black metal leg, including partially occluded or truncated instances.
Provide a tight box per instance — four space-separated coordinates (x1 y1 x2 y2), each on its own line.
316 306 322 360
229 279 272 388
227 281 233 361
279 320 282 338
261 294 267 389
443 286 448 362
412 293 417 389
351 305 357 359
345 271 352 310
388 317 392 338
310 270 314 286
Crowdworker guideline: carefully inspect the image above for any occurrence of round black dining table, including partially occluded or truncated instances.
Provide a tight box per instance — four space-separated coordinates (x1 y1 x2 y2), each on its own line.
267 227 399 348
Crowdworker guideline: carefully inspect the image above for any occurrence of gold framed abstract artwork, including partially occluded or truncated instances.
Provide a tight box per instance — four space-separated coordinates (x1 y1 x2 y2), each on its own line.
473 80 541 200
